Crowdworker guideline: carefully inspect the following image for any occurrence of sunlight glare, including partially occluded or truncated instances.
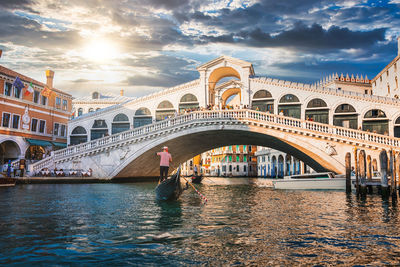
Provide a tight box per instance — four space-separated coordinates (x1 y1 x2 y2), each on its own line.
81 39 119 62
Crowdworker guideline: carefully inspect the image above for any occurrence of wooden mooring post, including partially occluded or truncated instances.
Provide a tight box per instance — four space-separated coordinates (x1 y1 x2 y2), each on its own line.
393 151 397 197
380 149 389 198
359 150 367 196
345 152 352 193
354 147 359 195
366 155 373 194
396 153 400 197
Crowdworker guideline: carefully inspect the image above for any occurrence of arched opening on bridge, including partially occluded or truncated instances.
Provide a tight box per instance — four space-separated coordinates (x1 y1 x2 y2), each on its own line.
70 126 88 145
78 108 83 117
221 88 241 107
208 67 241 105
285 154 291 176
251 90 274 113
362 109 388 135
0 140 21 164
156 101 176 121
305 98 329 124
179 94 199 113
394 116 400 137
333 104 358 129
134 107 152 128
112 113 130 134
91 120 108 140
88 108 94 113
278 94 301 119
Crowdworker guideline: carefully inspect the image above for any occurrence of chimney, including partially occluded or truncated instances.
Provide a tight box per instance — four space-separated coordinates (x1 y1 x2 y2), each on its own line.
120 89 124 96
46 70 54 89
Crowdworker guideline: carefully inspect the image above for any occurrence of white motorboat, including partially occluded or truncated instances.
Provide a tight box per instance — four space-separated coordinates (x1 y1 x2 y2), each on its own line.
272 172 346 190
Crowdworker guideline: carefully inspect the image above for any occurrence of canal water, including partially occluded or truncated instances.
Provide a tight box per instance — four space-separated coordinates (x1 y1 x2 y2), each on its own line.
1 183 400 266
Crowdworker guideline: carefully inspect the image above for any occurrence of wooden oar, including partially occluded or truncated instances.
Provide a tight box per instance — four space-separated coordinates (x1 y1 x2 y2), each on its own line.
182 176 208 204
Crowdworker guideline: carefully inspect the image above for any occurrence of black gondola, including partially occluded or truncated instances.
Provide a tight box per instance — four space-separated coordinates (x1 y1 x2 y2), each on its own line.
191 175 203 184
155 167 182 201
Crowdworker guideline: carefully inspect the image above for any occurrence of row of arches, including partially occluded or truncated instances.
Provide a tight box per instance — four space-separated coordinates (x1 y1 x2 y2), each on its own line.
251 90 394 135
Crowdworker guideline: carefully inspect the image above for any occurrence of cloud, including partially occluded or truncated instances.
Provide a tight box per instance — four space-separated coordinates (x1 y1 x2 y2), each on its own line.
71 78 104 83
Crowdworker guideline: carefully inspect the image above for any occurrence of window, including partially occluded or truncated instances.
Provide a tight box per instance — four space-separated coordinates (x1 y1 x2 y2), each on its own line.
236 155 240 162
55 97 61 107
12 114 20 129
54 123 59 136
41 95 47 105
89 108 94 112
228 155 232 162
33 91 40 103
31 118 38 132
2 113 11 127
244 155 247 162
60 125 66 137
39 120 46 133
364 90 368 94
236 165 239 172
14 86 22 98
4 82 12 96
249 146 252 152
78 108 83 116
62 100 68 110
244 165 247 172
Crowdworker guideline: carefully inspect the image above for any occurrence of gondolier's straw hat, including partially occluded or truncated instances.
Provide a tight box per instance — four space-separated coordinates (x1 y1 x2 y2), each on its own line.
163 146 168 150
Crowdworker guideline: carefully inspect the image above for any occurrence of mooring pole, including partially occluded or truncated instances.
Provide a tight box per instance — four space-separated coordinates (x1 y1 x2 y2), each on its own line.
366 155 373 194
380 149 389 198
359 150 367 196
354 147 359 195
345 152 352 194
396 153 400 197
392 151 397 197
389 150 396 197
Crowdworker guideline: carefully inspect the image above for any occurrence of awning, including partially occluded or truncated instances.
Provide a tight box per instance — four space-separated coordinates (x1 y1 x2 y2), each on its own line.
51 142 67 148
26 138 53 147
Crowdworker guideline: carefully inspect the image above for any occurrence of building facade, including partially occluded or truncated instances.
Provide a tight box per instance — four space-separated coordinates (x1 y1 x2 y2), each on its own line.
0 58 72 166
256 147 314 178
72 90 134 118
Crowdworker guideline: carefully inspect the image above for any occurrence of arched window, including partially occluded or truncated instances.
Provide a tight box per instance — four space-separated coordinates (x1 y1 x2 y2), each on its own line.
305 98 329 124
91 120 108 140
156 100 175 121
278 94 301 119
363 109 388 135
179 94 199 113
134 107 152 128
278 155 284 178
394 116 400 138
92 92 99 99
70 126 87 145
96 108 101 111
78 108 83 116
88 108 94 113
112 113 130 134
333 104 358 129
251 90 274 113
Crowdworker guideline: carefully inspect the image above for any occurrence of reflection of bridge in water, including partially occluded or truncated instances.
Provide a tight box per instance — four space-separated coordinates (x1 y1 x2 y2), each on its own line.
30 110 400 179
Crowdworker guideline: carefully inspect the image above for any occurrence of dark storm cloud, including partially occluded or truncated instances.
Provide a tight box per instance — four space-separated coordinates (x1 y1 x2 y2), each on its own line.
199 23 386 51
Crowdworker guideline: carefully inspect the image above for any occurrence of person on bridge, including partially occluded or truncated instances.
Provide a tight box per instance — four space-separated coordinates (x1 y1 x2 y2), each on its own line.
156 146 172 182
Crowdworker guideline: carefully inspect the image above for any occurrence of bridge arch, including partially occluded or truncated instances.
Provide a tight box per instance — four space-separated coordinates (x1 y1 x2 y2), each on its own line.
179 93 199 113
134 107 152 128
111 123 344 178
0 140 21 164
70 126 88 145
333 103 358 129
221 88 241 107
156 100 176 121
362 108 389 134
305 98 329 124
112 113 130 134
251 89 274 113
278 94 301 118
208 67 241 93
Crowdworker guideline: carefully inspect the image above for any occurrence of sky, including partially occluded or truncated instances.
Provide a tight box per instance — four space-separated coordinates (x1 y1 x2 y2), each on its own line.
0 0 399 98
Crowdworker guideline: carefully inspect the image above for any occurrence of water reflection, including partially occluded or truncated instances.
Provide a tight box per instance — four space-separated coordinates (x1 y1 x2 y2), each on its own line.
1 183 400 265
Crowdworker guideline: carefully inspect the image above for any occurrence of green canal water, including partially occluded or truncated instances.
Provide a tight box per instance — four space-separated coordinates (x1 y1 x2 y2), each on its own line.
1 182 400 265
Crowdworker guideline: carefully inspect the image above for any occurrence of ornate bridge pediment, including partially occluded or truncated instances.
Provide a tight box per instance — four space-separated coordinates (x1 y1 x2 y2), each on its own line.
197 55 255 75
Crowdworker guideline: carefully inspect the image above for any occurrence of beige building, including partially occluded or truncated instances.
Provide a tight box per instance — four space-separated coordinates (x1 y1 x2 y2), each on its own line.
372 37 400 98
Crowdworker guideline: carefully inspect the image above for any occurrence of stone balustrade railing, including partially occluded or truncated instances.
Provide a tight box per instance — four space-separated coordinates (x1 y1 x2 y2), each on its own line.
30 109 400 173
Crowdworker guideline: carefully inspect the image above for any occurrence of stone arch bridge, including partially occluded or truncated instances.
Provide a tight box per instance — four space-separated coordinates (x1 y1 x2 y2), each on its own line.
30 110 400 179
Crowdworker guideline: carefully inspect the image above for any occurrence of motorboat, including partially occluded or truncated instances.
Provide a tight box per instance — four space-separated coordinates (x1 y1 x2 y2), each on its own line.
272 172 346 190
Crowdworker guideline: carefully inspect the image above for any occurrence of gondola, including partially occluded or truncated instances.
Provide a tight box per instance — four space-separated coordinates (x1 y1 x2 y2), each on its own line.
155 167 182 201
191 174 203 184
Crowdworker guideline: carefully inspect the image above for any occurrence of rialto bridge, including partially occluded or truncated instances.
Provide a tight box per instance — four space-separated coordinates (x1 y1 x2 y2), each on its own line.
29 56 400 178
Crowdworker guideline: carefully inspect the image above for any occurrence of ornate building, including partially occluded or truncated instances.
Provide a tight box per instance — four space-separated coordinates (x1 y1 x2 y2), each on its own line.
0 51 72 165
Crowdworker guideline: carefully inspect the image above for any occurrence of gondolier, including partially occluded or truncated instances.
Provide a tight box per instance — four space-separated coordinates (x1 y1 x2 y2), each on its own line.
156 146 172 182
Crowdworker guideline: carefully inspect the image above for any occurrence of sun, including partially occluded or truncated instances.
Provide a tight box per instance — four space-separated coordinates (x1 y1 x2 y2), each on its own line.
81 39 119 62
